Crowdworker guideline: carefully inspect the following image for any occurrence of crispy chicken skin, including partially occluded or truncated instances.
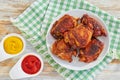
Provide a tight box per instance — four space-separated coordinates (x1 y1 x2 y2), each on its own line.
50 14 78 39
64 24 93 49
50 14 106 63
79 38 104 63
81 14 107 37
51 39 77 62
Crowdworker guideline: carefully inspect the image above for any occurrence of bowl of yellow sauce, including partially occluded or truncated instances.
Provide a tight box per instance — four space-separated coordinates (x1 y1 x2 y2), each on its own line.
2 33 25 55
4 36 23 55
0 33 26 61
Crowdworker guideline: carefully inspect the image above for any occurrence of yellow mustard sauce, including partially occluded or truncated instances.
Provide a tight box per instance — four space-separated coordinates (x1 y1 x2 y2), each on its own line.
3 36 23 55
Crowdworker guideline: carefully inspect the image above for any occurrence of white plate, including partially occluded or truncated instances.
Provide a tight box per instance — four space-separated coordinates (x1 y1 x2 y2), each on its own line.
46 9 110 70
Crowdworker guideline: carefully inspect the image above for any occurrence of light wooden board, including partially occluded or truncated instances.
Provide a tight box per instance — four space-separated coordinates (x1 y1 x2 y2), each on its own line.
0 0 120 80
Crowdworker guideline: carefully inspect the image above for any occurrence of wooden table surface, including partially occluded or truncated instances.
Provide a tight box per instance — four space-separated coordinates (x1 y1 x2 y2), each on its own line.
0 0 120 80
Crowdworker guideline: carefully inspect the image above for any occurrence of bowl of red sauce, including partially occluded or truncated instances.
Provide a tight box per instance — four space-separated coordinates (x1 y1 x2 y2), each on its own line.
9 53 44 79
21 54 42 74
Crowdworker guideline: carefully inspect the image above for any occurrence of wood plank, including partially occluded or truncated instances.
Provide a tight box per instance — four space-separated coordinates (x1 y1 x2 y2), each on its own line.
87 0 120 18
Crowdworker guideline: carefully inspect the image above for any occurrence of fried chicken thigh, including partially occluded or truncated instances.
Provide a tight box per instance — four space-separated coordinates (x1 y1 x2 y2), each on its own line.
51 39 77 62
79 38 104 63
64 24 93 49
50 14 106 63
50 14 77 39
81 14 107 37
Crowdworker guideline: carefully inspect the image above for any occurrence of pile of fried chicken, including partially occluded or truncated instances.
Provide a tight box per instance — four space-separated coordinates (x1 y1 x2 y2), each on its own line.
50 14 107 63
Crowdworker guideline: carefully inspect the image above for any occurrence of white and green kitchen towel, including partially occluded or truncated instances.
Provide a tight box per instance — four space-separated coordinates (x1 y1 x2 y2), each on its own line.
11 0 120 80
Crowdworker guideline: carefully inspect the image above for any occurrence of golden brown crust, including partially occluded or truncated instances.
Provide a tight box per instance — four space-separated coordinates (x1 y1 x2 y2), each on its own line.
50 14 106 63
64 24 93 49
81 14 107 37
51 39 77 62
78 38 104 63
50 14 78 39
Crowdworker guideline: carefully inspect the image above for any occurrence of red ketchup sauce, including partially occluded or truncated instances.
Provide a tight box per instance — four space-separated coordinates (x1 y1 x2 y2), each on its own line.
21 55 41 74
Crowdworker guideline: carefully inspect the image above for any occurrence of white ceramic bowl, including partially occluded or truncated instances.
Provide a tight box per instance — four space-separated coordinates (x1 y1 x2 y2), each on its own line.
46 9 110 70
9 53 44 79
0 33 26 62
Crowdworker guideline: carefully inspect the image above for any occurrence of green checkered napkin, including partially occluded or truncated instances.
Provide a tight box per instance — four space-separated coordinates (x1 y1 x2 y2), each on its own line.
11 0 120 80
